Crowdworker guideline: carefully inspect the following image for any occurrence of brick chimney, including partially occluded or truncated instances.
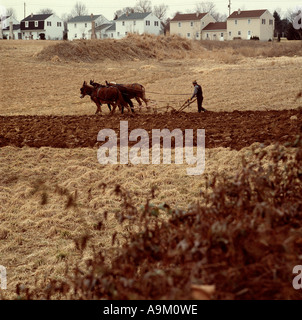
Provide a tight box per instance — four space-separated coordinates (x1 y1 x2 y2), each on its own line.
91 13 96 39
9 20 13 39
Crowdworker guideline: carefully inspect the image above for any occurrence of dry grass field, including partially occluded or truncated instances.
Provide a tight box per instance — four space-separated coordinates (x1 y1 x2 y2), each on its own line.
0 36 301 299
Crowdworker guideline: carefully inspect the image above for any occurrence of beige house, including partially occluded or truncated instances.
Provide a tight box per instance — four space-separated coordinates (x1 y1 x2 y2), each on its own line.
202 22 227 40
227 9 274 41
170 12 216 40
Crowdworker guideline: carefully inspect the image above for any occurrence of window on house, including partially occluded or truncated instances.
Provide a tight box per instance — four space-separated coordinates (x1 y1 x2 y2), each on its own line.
178 22 181 27
111 33 113 38
125 32 128 35
229 31 232 36
196 32 199 38
221 33 224 37
269 19 273 25
134 21 136 26
74 23 77 28
248 19 251 24
190 21 193 27
187 33 190 38
154 21 159 27
146 20 150 26
25 21 29 28
35 21 38 27
206 33 209 38
235 20 237 24
75 34 77 38
117 32 120 36
85 23 87 27
262 19 266 24
57 22 62 27
122 21 125 26
238 31 241 35
202 22 205 26
47 21 51 27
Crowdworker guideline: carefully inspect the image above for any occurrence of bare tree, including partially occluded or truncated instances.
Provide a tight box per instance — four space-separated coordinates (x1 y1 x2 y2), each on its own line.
6 7 17 18
113 7 135 19
195 1 216 14
38 8 55 15
135 0 152 13
213 13 227 22
195 1 227 21
153 4 168 20
72 1 88 17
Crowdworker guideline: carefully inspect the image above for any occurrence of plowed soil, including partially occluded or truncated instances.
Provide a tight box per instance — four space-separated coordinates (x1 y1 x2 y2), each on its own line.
0 109 301 150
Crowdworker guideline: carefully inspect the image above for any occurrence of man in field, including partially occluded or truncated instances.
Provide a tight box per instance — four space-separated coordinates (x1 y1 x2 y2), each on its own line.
190 80 206 113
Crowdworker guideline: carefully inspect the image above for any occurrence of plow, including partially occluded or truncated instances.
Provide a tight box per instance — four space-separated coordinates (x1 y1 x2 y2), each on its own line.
146 97 197 113
176 98 197 112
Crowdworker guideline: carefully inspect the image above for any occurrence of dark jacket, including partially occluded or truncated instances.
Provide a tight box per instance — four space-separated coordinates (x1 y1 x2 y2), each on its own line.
191 84 203 100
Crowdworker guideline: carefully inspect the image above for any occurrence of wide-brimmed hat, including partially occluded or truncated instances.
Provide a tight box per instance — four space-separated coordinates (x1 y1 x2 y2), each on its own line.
192 80 197 84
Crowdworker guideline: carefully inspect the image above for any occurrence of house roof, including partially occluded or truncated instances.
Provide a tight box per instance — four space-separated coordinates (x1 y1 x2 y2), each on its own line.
228 10 267 19
0 16 10 22
171 12 207 22
106 23 116 31
116 12 151 21
203 22 227 31
68 15 101 23
89 23 113 32
95 23 112 31
3 24 21 31
22 14 52 21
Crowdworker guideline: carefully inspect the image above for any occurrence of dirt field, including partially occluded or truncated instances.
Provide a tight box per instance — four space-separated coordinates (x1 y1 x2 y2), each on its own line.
0 38 301 299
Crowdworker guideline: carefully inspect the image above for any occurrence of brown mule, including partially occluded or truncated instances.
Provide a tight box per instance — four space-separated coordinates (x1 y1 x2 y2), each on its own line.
80 81 130 114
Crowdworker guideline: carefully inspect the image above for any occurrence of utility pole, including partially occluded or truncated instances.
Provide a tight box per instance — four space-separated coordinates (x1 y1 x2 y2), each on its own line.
24 2 26 18
228 0 231 16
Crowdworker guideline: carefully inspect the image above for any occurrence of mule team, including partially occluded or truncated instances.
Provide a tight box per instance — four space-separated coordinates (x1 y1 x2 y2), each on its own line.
80 80 149 114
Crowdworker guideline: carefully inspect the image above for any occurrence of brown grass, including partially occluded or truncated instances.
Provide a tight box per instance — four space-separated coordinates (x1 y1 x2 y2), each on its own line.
1 38 301 115
2 139 301 300
36 34 196 62
35 35 302 63
0 38 301 300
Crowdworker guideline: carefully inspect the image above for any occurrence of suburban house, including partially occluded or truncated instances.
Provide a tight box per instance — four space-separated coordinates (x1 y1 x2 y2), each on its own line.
170 12 216 40
202 22 227 40
20 13 64 40
67 14 110 40
113 12 161 39
3 23 22 39
89 23 113 39
227 9 274 41
104 23 117 38
0 15 21 39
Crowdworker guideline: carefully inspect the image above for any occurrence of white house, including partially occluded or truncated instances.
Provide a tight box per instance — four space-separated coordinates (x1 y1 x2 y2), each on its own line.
67 14 110 40
20 13 64 40
170 12 216 40
89 23 113 39
202 22 227 41
3 23 22 39
227 9 274 41
0 15 21 39
114 12 161 39
104 23 116 39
